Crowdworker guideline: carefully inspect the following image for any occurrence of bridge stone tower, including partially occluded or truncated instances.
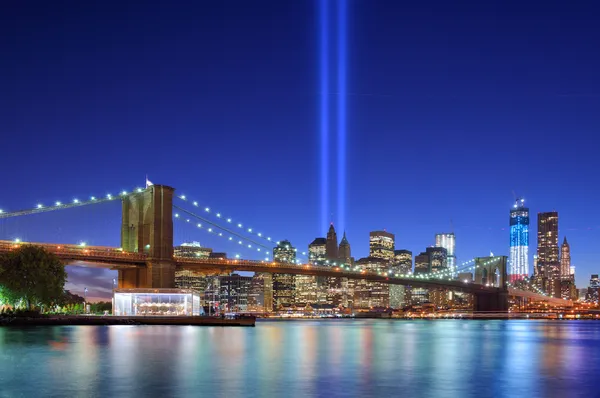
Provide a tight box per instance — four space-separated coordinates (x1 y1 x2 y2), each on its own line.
473 256 509 311
119 184 176 289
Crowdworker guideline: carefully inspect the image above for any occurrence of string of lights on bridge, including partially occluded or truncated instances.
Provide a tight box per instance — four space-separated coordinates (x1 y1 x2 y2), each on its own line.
173 212 273 261
0 187 148 218
174 193 286 249
506 280 549 297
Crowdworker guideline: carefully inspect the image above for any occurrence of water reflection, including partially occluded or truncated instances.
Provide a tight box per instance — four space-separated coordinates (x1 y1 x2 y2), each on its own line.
0 320 599 397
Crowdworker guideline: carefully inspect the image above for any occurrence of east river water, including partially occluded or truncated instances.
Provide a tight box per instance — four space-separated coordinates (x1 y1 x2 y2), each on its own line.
1 320 599 398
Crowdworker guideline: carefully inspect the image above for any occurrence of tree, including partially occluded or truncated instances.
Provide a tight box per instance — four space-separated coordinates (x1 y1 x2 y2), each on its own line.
0 245 67 309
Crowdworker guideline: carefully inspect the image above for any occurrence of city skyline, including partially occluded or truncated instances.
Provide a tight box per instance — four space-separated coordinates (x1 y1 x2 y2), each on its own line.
2 1 600 298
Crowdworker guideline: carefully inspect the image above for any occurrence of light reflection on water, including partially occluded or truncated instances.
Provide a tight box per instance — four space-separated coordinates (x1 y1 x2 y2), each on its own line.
0 320 599 397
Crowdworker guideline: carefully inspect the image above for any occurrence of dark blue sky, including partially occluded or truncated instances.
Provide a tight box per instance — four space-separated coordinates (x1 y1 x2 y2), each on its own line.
2 1 599 298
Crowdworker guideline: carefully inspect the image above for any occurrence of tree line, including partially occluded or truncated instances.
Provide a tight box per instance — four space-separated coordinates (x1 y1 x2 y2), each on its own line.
0 245 112 314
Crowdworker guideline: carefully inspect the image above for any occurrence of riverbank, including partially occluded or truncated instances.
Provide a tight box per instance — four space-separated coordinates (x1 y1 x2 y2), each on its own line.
0 315 255 327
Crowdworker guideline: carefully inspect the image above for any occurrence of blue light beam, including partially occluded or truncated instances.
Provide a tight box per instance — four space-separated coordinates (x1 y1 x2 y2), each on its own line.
337 0 347 233
319 0 330 236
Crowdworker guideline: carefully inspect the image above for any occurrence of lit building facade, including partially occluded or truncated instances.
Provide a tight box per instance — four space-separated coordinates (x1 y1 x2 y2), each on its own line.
114 289 203 316
394 250 412 274
435 233 455 274
426 246 447 273
326 224 339 260
369 231 395 262
587 274 599 303
338 232 352 265
509 199 529 281
353 257 389 308
414 252 430 274
560 237 571 279
537 212 560 296
218 274 252 312
174 241 212 258
308 238 327 265
273 240 297 309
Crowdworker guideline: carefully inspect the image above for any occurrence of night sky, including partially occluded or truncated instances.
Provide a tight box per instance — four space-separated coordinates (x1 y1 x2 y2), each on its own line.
2 1 599 300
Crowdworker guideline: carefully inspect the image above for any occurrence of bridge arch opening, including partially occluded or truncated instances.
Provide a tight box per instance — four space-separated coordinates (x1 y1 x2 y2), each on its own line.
481 268 488 286
493 267 500 287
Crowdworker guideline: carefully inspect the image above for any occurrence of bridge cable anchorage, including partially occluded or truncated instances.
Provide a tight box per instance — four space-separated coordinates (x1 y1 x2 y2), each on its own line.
0 187 147 219
172 205 272 251
174 193 283 247
172 211 271 260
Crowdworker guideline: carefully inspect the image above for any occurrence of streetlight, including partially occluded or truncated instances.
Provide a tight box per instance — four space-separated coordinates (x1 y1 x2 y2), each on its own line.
84 287 88 314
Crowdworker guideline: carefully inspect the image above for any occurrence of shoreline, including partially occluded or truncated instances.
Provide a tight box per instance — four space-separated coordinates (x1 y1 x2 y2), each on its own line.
0 315 255 327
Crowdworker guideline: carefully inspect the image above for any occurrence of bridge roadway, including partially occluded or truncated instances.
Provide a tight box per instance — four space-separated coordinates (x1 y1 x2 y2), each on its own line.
0 240 571 305
175 257 504 295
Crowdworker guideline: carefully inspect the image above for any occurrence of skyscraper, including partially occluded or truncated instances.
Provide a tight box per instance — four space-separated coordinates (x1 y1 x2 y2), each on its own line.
308 238 327 265
414 252 430 274
426 246 448 273
273 240 296 263
560 237 571 279
338 231 352 264
435 233 455 274
326 224 338 260
272 240 297 309
537 212 560 297
394 250 412 274
509 199 529 281
369 231 395 261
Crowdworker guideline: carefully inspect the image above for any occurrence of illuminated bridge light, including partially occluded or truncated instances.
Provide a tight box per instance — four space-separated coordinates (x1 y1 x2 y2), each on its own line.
217 213 221 218
228 237 233 240
14 238 20 243
107 194 112 199
235 254 240 259
121 191 127 196
207 228 212 232
137 188 143 193
174 213 179 218
197 223 201 227
91 196 96 200
237 223 242 228
186 219 190 222
193 201 198 206
267 237 271 241
0 209 3 213
227 218 231 223
248 228 252 232
37 204 43 209
238 241 242 245
218 233 222 236
205 207 210 212
55 201 62 206
180 195 186 200
258 233 262 237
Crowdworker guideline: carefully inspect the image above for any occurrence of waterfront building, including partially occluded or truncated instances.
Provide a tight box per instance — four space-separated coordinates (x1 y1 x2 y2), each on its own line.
113 289 203 316
353 257 389 308
248 273 269 312
509 199 529 281
369 231 395 262
218 273 252 312
587 274 599 303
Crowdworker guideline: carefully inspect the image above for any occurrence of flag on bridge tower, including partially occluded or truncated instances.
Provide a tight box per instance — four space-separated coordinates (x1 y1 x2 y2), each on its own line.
145 175 153 188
